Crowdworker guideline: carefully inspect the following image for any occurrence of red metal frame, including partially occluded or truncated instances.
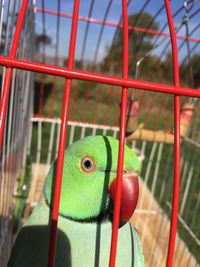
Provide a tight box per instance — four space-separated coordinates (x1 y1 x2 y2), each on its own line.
49 0 61 117
0 1 200 267
38 0 46 115
1 56 200 98
48 0 80 266
35 7 200 44
0 0 29 152
109 0 128 266
70 1 95 121
164 1 180 266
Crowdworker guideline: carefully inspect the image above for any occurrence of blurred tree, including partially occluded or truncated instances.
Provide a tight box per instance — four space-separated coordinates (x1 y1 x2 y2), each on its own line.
103 12 159 76
0 13 20 55
180 53 200 88
35 34 51 52
0 23 7 54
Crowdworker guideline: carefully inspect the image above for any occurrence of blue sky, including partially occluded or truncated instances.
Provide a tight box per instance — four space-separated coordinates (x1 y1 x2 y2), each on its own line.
12 0 200 64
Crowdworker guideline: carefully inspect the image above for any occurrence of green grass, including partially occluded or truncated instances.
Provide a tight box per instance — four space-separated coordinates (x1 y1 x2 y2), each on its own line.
12 157 32 233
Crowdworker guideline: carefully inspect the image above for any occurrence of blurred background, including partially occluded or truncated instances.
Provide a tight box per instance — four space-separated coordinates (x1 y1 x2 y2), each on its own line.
0 0 200 266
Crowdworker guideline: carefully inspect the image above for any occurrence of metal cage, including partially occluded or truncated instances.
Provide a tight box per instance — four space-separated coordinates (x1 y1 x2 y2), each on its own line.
0 0 200 266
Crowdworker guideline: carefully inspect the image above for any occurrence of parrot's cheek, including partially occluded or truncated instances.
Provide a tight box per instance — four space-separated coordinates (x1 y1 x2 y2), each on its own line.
108 173 139 223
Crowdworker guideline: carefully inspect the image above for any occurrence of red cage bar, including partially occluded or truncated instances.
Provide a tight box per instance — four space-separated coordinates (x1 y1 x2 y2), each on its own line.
35 7 200 44
0 0 200 267
37 0 46 115
164 0 180 266
1 56 200 98
49 0 61 117
48 0 80 266
0 0 29 152
109 0 129 266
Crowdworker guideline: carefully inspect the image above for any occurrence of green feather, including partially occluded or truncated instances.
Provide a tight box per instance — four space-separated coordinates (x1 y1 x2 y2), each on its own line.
8 135 145 267
44 135 141 221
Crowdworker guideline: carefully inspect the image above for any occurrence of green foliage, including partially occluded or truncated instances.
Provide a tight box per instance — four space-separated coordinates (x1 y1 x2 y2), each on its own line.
34 79 53 114
12 157 32 233
104 12 159 75
35 34 52 52
180 53 200 88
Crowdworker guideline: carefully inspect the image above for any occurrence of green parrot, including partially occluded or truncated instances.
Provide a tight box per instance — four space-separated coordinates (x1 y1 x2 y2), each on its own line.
8 135 145 267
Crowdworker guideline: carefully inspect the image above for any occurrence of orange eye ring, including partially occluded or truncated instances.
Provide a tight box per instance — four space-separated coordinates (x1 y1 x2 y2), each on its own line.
81 156 96 173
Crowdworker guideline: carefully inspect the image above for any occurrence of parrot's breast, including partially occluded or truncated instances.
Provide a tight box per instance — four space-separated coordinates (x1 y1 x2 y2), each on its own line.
9 200 144 267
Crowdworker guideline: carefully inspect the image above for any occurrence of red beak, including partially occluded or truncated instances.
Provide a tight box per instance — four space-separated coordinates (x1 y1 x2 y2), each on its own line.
108 173 139 223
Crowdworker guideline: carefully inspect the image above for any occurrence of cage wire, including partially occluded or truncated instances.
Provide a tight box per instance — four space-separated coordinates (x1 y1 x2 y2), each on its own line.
0 0 34 265
0 0 200 266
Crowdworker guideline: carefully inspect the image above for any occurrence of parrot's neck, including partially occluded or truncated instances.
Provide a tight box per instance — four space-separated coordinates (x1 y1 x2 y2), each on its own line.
42 193 112 223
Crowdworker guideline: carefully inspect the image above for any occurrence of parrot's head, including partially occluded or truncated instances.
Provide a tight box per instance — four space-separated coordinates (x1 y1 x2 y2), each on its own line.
44 135 141 224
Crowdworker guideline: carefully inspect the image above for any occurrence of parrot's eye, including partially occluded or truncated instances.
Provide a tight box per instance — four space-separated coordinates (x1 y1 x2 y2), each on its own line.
81 156 95 173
